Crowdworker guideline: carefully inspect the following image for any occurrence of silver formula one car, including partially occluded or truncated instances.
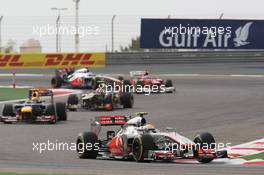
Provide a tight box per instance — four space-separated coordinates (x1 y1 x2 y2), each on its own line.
76 112 227 163
51 68 97 89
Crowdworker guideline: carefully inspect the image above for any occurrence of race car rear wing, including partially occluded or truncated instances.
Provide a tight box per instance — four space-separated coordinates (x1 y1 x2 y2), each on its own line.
28 88 54 102
129 70 147 78
29 89 53 97
94 115 128 126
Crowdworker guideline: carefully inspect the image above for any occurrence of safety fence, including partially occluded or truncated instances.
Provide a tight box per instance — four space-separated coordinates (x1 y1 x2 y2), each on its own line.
106 51 264 64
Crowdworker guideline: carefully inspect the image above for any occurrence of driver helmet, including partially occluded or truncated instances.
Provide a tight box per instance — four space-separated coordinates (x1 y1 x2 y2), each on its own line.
143 124 155 129
31 91 40 102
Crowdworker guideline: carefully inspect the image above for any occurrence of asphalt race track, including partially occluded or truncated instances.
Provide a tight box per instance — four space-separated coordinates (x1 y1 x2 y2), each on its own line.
0 63 264 175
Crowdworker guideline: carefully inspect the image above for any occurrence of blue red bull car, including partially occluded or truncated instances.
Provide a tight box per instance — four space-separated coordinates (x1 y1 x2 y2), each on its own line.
0 89 67 124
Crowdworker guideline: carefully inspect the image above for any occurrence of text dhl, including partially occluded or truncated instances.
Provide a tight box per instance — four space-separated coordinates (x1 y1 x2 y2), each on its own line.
0 54 101 67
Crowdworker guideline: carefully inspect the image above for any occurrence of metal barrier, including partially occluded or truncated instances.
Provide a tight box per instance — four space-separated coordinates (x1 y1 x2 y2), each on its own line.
106 51 264 64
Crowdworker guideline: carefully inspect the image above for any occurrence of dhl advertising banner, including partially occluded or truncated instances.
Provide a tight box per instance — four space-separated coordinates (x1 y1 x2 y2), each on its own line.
0 52 105 69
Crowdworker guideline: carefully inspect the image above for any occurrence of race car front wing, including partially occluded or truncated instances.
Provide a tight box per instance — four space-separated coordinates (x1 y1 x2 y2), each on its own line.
0 115 56 124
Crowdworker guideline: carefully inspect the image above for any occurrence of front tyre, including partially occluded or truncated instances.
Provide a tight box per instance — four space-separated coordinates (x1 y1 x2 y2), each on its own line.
193 132 216 163
2 104 15 116
76 132 99 159
132 134 155 162
46 104 56 124
56 102 67 121
67 94 79 111
51 76 63 88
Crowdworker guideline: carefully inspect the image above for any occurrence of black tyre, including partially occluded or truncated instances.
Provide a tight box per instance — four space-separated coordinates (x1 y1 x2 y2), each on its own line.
91 77 101 90
76 132 99 159
104 94 113 111
132 134 155 162
123 80 132 92
122 92 134 108
135 81 144 94
118 76 124 81
68 94 79 105
165 80 173 87
56 102 67 121
67 94 79 111
2 104 14 116
46 104 56 124
193 132 216 163
46 104 55 115
51 76 63 88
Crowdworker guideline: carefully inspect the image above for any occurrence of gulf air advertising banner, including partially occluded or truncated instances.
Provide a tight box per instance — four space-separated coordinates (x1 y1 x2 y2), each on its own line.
140 18 264 49
0 52 105 69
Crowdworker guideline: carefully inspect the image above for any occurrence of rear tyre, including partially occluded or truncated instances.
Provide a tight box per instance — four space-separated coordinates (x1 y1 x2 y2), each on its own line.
118 76 124 81
76 132 99 159
51 76 63 88
123 80 132 92
91 78 100 90
67 94 79 111
165 80 173 87
56 102 67 121
2 104 15 116
135 81 144 94
193 132 216 163
122 93 134 108
132 134 155 162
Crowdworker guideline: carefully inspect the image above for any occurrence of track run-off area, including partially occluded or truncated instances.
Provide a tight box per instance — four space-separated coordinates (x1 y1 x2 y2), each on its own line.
0 63 263 175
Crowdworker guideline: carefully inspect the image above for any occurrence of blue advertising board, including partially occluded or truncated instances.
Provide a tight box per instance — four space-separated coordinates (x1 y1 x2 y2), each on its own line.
140 18 264 49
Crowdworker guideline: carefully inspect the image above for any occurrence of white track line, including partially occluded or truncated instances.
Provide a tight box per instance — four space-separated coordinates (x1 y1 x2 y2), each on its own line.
0 74 46 77
230 74 264 78
1 73 264 78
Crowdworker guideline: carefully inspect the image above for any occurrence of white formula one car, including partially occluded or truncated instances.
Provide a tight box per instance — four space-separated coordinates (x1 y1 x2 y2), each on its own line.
76 112 227 162
51 68 97 89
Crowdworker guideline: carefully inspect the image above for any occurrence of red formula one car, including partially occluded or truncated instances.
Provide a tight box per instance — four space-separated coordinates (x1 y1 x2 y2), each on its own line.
120 71 175 94
76 112 227 162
